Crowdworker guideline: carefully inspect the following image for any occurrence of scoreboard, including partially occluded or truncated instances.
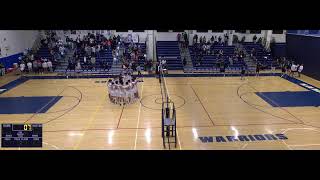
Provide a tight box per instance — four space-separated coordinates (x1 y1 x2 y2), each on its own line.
1 124 42 148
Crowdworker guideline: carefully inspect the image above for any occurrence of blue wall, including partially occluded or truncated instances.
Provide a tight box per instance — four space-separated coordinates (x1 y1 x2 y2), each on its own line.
0 53 23 69
270 43 286 58
286 34 320 80
287 30 320 36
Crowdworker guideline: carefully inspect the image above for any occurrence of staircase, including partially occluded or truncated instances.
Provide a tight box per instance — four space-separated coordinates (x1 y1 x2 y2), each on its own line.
178 43 193 73
108 60 123 74
237 43 256 73
55 47 74 73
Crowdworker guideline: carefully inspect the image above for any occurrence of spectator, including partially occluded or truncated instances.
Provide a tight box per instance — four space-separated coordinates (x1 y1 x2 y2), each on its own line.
281 63 286 77
91 56 96 69
210 36 214 44
27 61 32 73
224 34 228 45
253 35 257 43
47 60 53 72
218 36 222 44
182 33 188 48
0 62 5 76
75 60 81 71
177 33 181 44
19 62 26 74
32 60 38 74
30 54 34 61
193 34 198 44
42 60 48 73
37 59 43 74
137 65 142 76
228 56 233 65
183 57 187 66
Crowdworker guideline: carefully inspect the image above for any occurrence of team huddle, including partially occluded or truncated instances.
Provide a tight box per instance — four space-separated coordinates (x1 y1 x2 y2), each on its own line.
107 74 141 105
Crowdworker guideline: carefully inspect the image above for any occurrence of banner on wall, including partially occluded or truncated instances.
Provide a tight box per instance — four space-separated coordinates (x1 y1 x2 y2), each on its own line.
132 34 139 43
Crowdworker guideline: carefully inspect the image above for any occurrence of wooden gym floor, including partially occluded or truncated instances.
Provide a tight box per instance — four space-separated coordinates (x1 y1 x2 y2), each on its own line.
1 73 320 150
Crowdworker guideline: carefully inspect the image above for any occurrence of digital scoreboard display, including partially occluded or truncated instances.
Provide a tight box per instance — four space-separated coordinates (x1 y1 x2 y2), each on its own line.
1 124 42 148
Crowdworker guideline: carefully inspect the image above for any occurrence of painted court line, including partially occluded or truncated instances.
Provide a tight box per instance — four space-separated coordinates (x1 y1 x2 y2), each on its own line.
190 85 215 126
73 98 104 150
134 78 144 150
43 142 60 150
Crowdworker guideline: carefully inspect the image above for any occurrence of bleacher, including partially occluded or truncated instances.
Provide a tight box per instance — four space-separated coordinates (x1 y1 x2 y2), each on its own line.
189 44 246 72
242 42 274 68
36 45 53 60
124 43 146 69
156 41 183 70
77 47 113 73
35 45 59 69
73 42 146 74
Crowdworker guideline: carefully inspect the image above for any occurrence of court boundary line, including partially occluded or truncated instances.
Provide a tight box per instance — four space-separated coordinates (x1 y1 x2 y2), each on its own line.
134 77 144 150
43 86 83 124
236 82 303 125
246 82 304 124
190 85 215 126
41 122 305 134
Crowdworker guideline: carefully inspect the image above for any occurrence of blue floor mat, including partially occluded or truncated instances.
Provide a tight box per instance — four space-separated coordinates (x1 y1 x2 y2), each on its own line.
0 96 63 114
0 77 28 94
256 91 320 107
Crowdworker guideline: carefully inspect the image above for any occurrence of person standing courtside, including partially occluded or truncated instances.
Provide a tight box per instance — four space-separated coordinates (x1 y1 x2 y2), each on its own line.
290 63 297 77
241 65 246 80
255 63 260 77
298 64 303 77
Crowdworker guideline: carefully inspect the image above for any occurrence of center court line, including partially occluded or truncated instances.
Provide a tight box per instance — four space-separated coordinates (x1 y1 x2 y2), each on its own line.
116 106 125 129
162 75 182 150
190 85 215 126
134 78 144 150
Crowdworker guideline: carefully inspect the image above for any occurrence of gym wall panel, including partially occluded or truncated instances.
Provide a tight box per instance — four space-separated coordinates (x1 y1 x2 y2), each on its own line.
286 33 320 80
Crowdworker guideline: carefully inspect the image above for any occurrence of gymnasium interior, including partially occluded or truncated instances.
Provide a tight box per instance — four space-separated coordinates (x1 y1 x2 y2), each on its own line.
0 30 320 150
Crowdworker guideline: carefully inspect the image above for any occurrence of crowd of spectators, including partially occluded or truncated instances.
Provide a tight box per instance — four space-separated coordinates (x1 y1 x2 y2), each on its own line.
18 31 60 74
68 32 148 75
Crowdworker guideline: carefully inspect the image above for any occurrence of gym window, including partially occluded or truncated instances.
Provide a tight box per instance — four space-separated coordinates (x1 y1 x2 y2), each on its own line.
196 30 208 32
212 30 224 32
250 30 262 34
116 30 129 32
132 30 145 32
272 30 284 34
235 30 246 33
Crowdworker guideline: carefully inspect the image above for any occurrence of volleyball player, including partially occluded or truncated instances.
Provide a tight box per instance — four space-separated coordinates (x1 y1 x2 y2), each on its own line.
123 82 131 104
114 81 120 105
107 79 113 103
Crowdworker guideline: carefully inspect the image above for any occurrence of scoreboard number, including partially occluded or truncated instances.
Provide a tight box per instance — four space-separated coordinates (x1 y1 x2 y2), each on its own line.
24 124 32 131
